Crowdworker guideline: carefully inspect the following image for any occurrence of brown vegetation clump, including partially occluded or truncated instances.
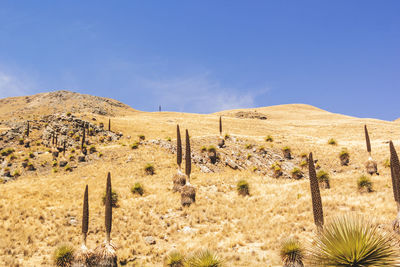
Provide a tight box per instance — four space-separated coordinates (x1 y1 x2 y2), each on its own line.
339 149 350 166
365 158 378 176
181 184 196 207
389 141 400 232
172 171 186 193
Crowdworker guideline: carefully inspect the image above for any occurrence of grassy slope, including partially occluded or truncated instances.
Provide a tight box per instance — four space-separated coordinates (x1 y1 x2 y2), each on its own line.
1 103 400 266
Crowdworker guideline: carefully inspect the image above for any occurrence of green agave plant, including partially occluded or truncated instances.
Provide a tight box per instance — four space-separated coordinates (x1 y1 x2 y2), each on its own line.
308 214 398 266
280 237 304 267
185 250 223 267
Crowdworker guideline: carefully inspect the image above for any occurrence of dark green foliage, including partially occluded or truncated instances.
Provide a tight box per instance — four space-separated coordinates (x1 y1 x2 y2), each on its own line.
358 175 373 192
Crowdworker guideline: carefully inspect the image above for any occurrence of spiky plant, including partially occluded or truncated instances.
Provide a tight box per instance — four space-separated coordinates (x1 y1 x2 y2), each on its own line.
74 185 94 266
185 250 223 267
63 141 66 156
365 125 371 155
177 125 182 170
308 214 398 266
219 116 222 137
94 172 117 267
108 118 111 131
308 152 324 230
185 129 191 182
316 170 330 189
389 141 400 231
81 127 86 150
165 251 185 267
54 244 74 267
26 120 30 137
280 238 304 267
237 180 250 196
358 175 373 193
131 182 144 196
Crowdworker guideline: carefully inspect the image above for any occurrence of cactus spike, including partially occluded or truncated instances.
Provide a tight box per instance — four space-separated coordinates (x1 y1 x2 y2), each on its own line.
105 172 112 243
185 129 191 182
308 152 324 230
81 126 86 150
365 125 371 155
82 185 89 245
177 125 182 170
219 116 222 137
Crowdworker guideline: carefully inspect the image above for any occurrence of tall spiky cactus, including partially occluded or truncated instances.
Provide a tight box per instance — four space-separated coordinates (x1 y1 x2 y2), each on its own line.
219 116 222 137
63 141 66 156
82 185 89 246
26 121 30 137
108 119 111 132
364 125 371 155
389 141 400 231
177 125 182 170
81 127 86 150
105 172 112 243
308 152 324 230
185 129 191 182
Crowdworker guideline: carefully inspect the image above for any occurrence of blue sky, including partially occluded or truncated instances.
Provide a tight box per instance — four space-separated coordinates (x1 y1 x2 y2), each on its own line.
0 1 399 120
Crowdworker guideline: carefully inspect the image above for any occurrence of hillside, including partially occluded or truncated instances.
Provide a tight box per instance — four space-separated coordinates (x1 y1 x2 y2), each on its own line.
1 92 400 266
0 90 136 121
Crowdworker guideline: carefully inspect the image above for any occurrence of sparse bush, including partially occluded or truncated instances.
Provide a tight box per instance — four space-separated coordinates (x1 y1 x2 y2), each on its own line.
200 146 207 153
70 148 75 154
12 170 21 177
258 146 266 153
339 149 350 166
283 146 291 159
328 138 337 145
271 162 283 178
247 154 252 160
207 146 217 153
308 215 397 266
89 145 96 153
384 158 390 168
98 152 103 158
280 237 304 267
165 250 184 267
224 133 230 140
53 168 58 173
252 166 258 172
265 135 273 142
1 148 15 157
358 175 373 193
317 170 330 189
237 180 250 196
28 152 35 158
19 138 24 145
9 154 17 161
69 155 75 161
52 160 58 167
54 244 74 267
131 142 139 149
245 144 253 149
102 189 118 207
291 167 303 179
65 165 72 172
138 134 145 140
166 136 172 142
144 163 155 175
186 250 223 267
300 160 307 168
131 182 144 196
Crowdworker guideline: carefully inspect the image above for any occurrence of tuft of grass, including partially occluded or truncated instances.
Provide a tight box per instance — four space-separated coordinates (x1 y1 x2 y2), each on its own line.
317 170 330 183
280 237 304 267
300 160 308 168
165 250 184 267
237 180 250 196
291 167 303 179
138 134 145 140
89 145 96 153
265 135 273 142
358 175 373 192
65 165 72 172
308 214 398 266
328 138 337 145
186 250 223 267
53 244 74 267
383 158 390 168
166 136 172 142
245 144 253 149
1 148 15 157
200 146 207 153
52 168 58 173
131 182 144 196
131 141 139 149
102 189 118 207
282 146 291 152
224 133 230 140
12 170 21 177
144 163 155 175
207 146 217 153
247 154 252 160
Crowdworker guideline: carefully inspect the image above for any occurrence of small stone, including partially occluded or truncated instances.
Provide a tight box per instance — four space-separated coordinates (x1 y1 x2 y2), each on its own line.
144 236 156 245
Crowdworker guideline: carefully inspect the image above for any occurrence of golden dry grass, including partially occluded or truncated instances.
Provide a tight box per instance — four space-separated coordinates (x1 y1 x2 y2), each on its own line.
1 103 400 266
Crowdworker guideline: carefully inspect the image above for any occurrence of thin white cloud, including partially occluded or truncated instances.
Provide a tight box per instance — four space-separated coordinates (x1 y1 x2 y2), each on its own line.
0 69 35 98
140 73 268 113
